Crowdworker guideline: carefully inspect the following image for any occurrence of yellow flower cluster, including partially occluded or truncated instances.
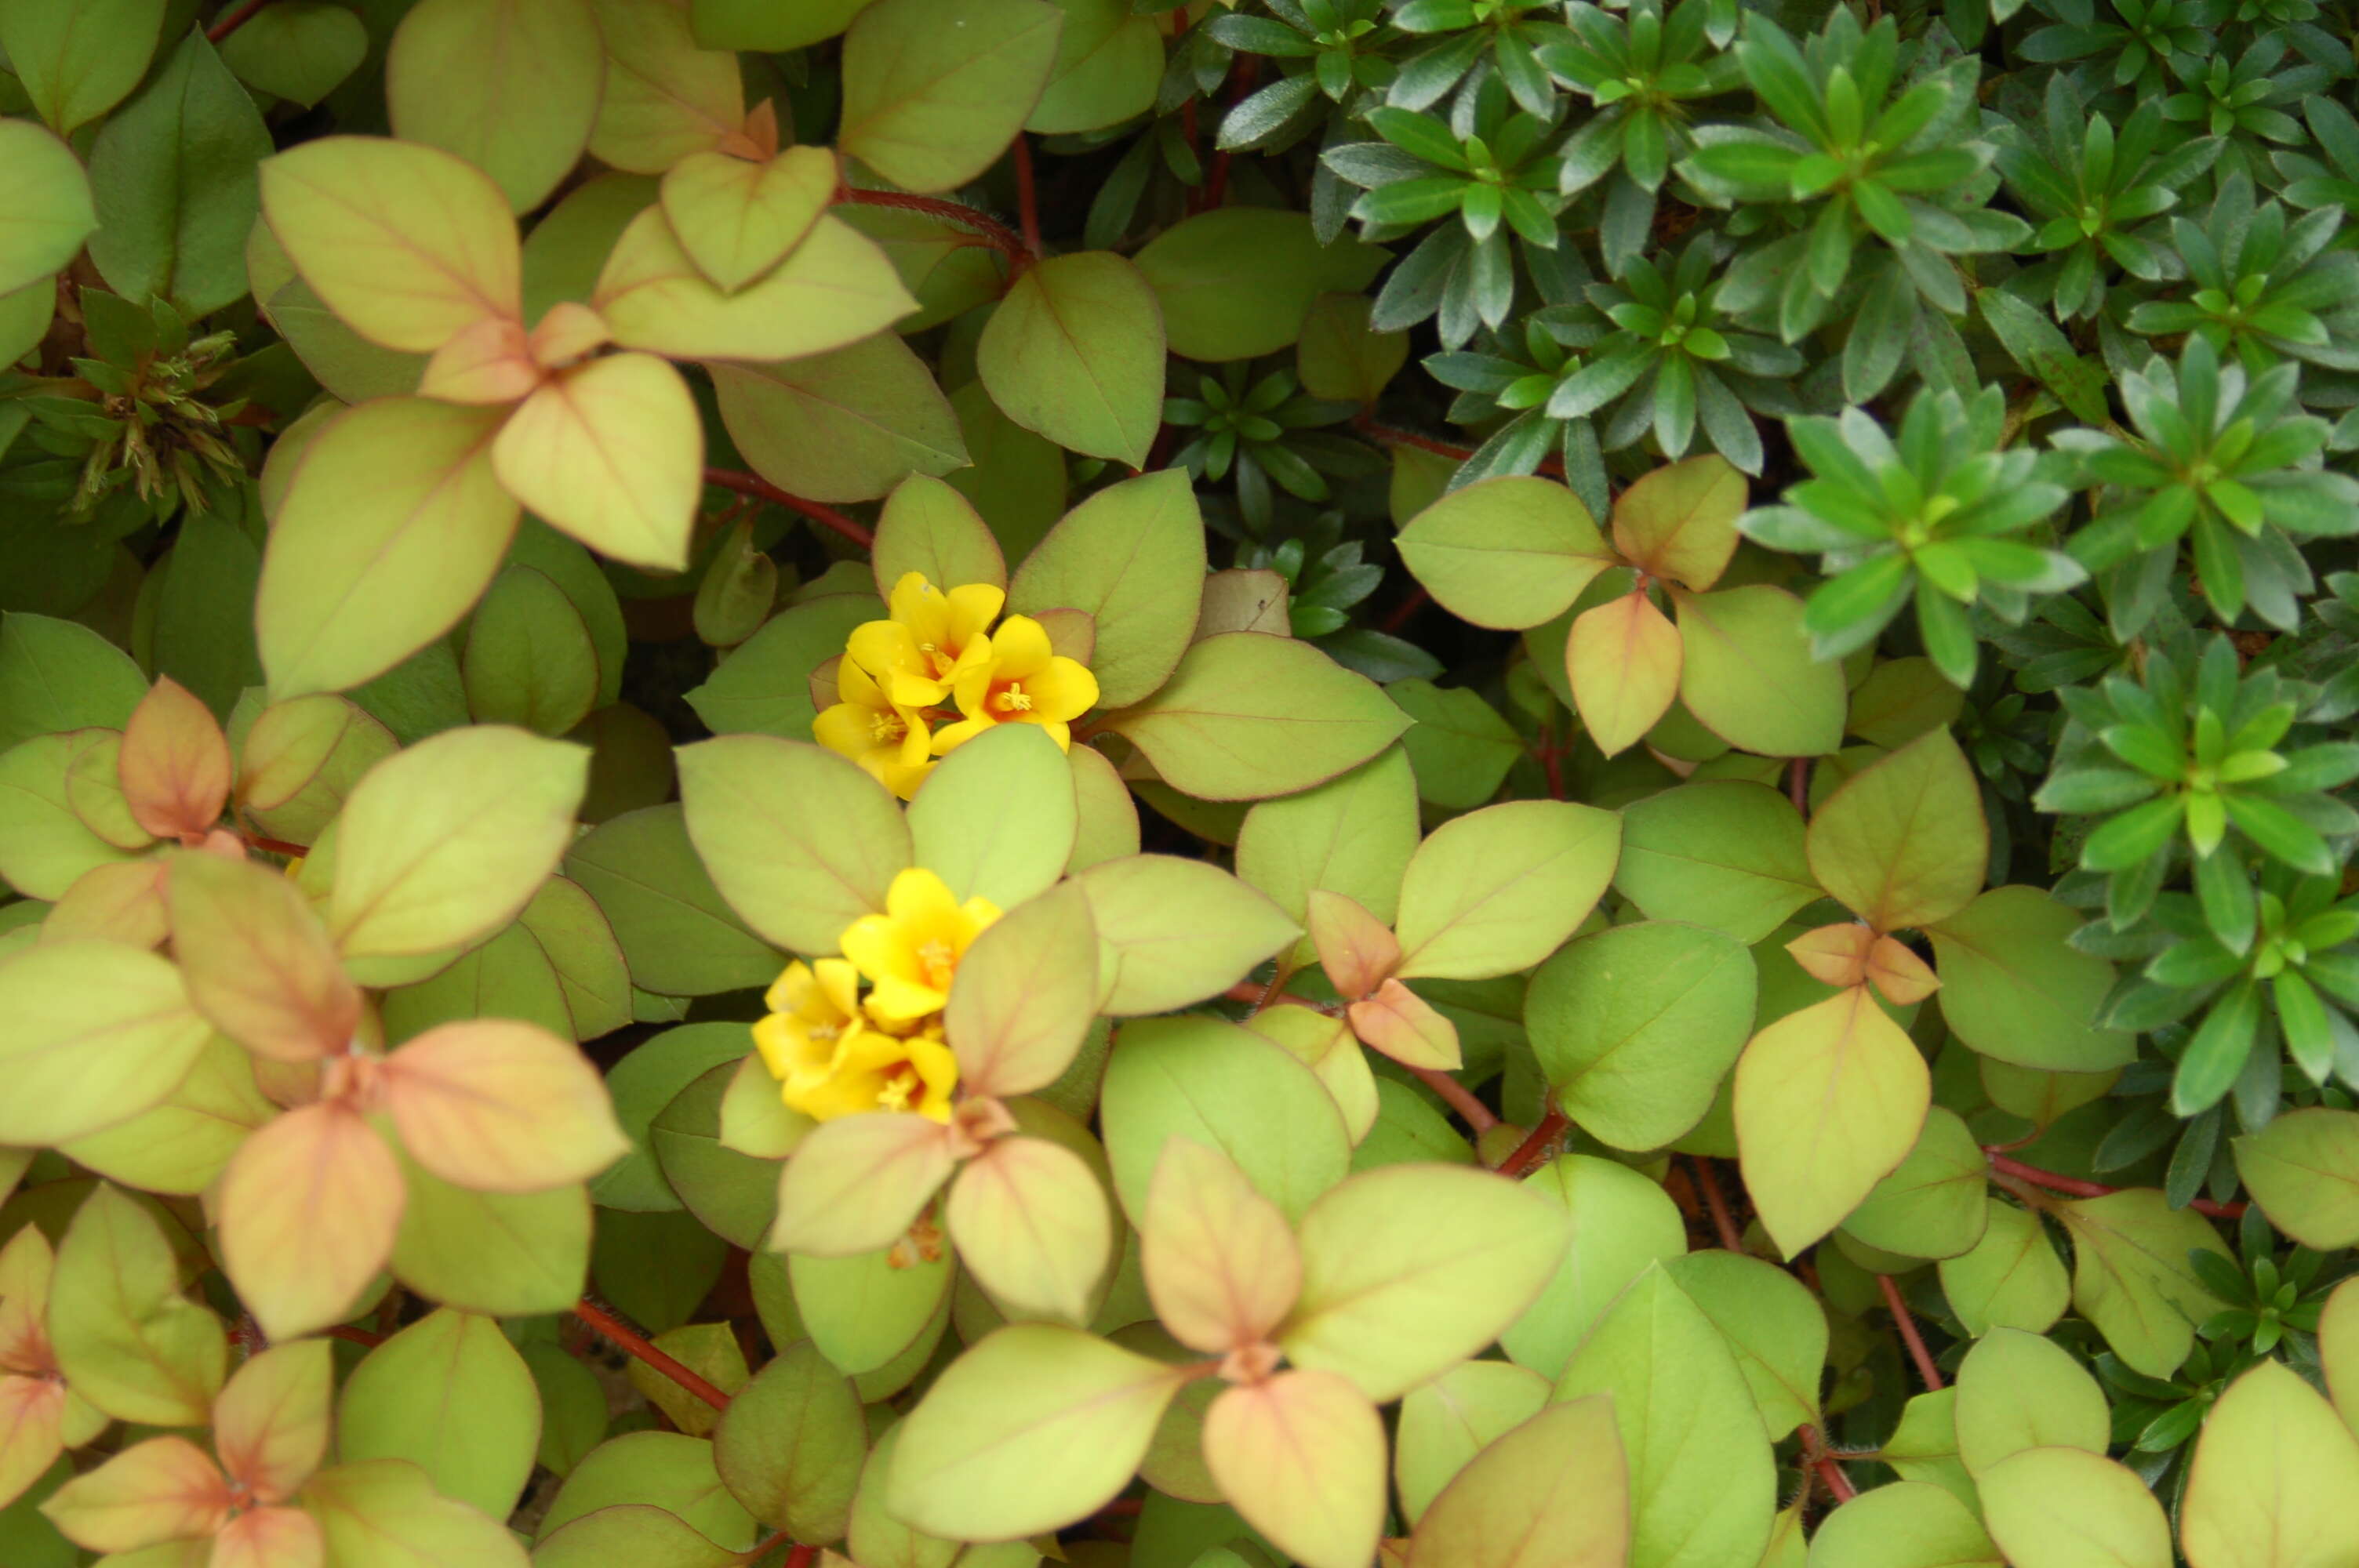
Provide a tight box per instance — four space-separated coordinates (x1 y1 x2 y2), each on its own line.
814 572 1100 800
752 867 1001 1123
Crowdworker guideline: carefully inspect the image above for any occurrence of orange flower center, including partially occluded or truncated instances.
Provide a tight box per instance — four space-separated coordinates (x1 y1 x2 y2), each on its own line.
917 938 957 989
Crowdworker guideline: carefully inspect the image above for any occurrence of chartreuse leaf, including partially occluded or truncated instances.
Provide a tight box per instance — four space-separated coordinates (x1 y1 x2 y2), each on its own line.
1735 986 1931 1258
885 1324 1187 1539
946 881 1100 1098
58 1035 273 1198
534 1506 743 1568
0 0 163 135
908 721 1076 909
1204 1370 1386 1568
1396 477 1614 631
622 1323 747 1436
2323 1279 2359 1435
168 848 356 1062
1394 800 1619 981
1279 1164 1568 1403
1569 590 1685 757
307 1458 530 1566
1979 1447 2171 1568
1101 1015 1349 1225
2232 1108 2359 1249
1954 1328 2110 1478
2183 1361 2359 1568
564 804 783 997
1807 728 1985 932
49 1185 226 1426
791 1243 952 1377
1615 781 1819 943
1612 454 1747 591
1110 633 1411 801
260 136 521 354
839 0 1063 192
685 592 879 741
1674 585 1846 759
584 0 743 174
257 398 520 700
1939 1200 2070 1337
1529 921 1755 1152
218 0 368 107
1663 1250 1826 1440
660 143 834 291
873 476 1008 597
692 0 871 47
494 352 703 571
0 940 213 1146
1134 209 1386 361
1808 1481 2001 1568
677 735 911 956
0 615 147 750
1236 748 1419 977
385 0 601 212
1872 1390 1975 1508
1928 886 2135 1072
980 251 1165 467
327 724 587 962
947 1134 1113 1326
714 1340 866 1543
1011 470 1205 709
387 1151 591 1318
0 121 96 299
1502 1155 1687 1380
713 337 968 506
538 1431 757 1548
463 565 599 736
1840 1106 1988 1260
1408 1397 1631 1566
0 736 138 898
2056 1189 2231 1378
1393 1360 1550 1526
1552 1264 1776 1568
594 207 917 362
338 1309 540 1519
1075 855 1298 1014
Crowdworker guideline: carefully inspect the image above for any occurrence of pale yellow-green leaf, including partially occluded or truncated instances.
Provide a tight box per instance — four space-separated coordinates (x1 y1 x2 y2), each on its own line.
1806 728 1986 934
1871 1388 1976 1509
1394 799 1619 981
2233 1107 2359 1250
1979 1446 2172 1568
1009 468 1206 709
943 881 1100 1099
218 1102 402 1341
712 336 967 506
1806 1480 2001 1568
2182 1359 2359 1568
0 939 212 1147
1568 589 1683 757
872 474 1007 597
885 1324 1183 1539
1954 1328 2109 1478
0 0 164 136
907 721 1077 911
37 1434 227 1554
0 732 144 899
0 120 100 296
1236 747 1419 978
1074 854 1298 1014
769 1112 956 1257
1280 1163 1568 1403
1405 1396 1630 1567
1501 1153 1687 1380
1733 985 1930 1258
2057 1189 2231 1378
259 136 522 354
381 1018 630 1192
1395 477 1613 631
1612 453 1746 592
386 0 602 212
306 1458 531 1568
661 144 835 293
585 0 745 173
1663 1249 1826 1440
1839 1105 1990 1261
978 251 1165 468
56 1033 274 1197
1027 0 1161 132
1132 208 1387 361
256 397 519 701
1393 1359 1550 1529
1204 1370 1386 1568
947 1134 1113 1327
338 1309 537 1518
1141 1137 1302 1355
595 208 917 362
838 0 1064 194
493 352 701 571
790 1243 953 1380
1939 1199 2069 1337
1673 585 1846 759
2323 1278 2359 1437
48 1184 227 1426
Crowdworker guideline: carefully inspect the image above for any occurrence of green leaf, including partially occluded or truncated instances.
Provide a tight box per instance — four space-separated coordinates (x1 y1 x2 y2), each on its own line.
591 1022 755 1213
2055 1189 2231 1378
1107 633 1411 801
685 592 880 742
217 1 368 107
2182 1361 2359 1568
651 1062 784 1247
533 1506 746 1568
304 1459 533 1568
790 1243 953 1377
1551 1264 1777 1568
659 141 834 294
1839 1106 1988 1260
1614 780 1820 943
327 724 588 962
714 1341 866 1543
1235 748 1419 978
1133 209 1387 361
1954 1327 2108 1480
1979 1447 2170 1568
339 1308 542 1519
1808 1481 2002 1568
387 1155 591 1318
948 1133 1114 1326
676 735 911 956
48 1185 227 1426
1806 727 1986 932
1394 799 1620 981
1663 1250 1827 1440
1674 585 1847 758
1977 287 2112 426
1393 1359 1550 1527
0 733 144 898
1387 680 1525 809
1734 986 1931 1257
1937 1200 2069 1338
712 336 968 506
463 565 600 737
1501 1154 1687 1380
564 804 783 997
692 0 872 49
257 398 520 700
872 475 1009 598
886 1324 1185 1539
1297 292 1408 405
538 1432 757 1550
1408 1396 1630 1565
1394 477 1615 631
594 207 917 363
1010 470 1206 710
58 1034 273 1198
1100 1015 1350 1226
0 0 162 133
1530 921 1757 1152
0 940 213 1147
1279 1163 1569 1402
152 514 264 722
944 880 1100 1098
583 0 743 174
838 0 1065 194
0 121 96 299
0 615 147 752
909 720 1077 910
979 251 1165 467
85 32 273 318
1028 0 1162 132
1927 886 2135 1072
2233 1107 2359 1250
1074 853 1296 1013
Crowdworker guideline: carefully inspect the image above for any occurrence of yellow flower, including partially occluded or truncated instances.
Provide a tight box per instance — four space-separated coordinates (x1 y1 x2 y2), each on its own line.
830 1022 960 1122
813 656 934 800
840 867 1001 1022
849 572 1005 709
751 957 960 1123
932 614 1100 754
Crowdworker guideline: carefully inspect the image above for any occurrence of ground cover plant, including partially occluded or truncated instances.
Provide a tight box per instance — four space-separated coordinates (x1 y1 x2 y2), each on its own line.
2 0 2359 1563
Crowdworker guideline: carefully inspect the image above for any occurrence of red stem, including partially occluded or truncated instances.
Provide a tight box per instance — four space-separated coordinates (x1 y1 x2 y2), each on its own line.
1879 1273 1944 1392
324 1325 383 1349
1416 1067 1500 1134
1012 137 1042 258
1216 981 1499 1134
1787 757 1811 817
572 1298 732 1413
1986 1152 2247 1218
1379 586 1430 635
1354 415 1567 478
704 467 874 550
1495 1108 1568 1178
836 187 1034 261
1807 1439 1858 1502
207 0 274 41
